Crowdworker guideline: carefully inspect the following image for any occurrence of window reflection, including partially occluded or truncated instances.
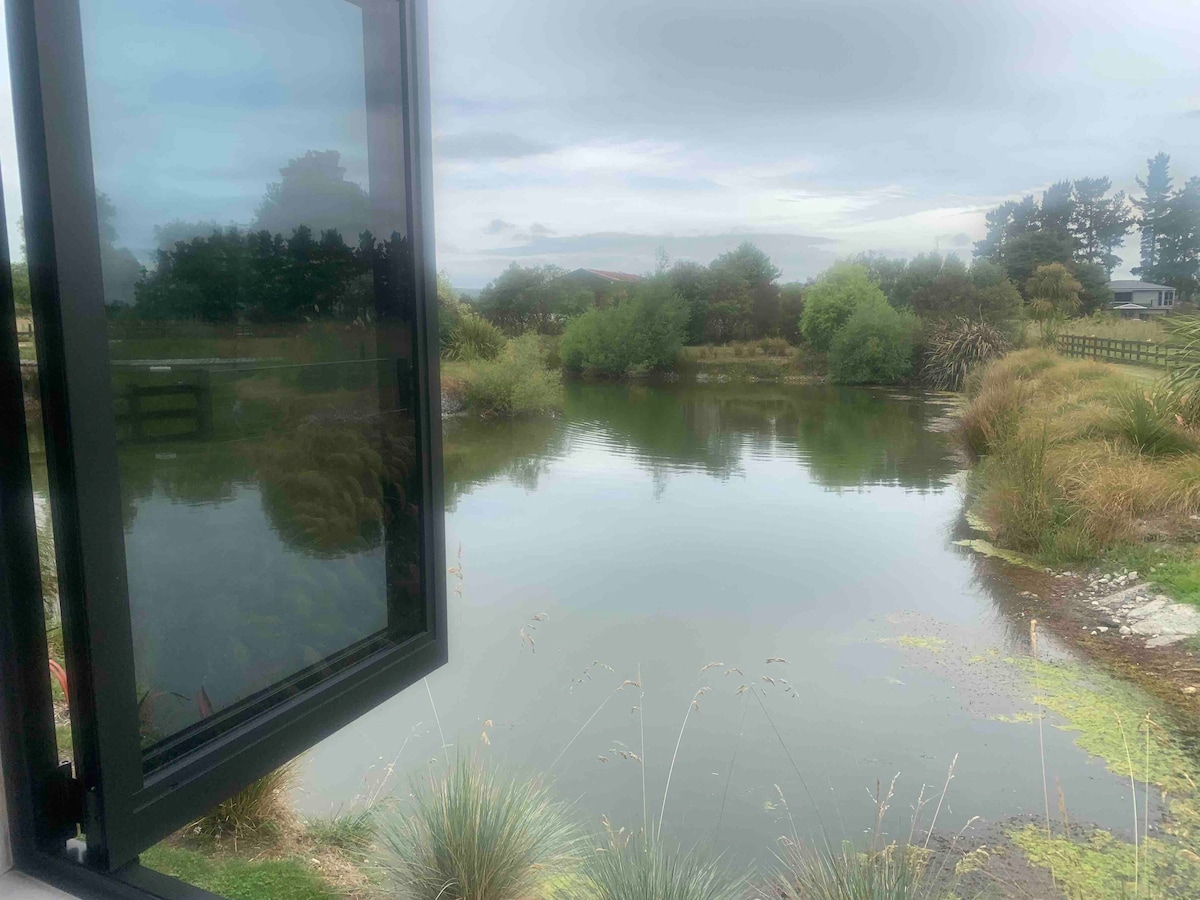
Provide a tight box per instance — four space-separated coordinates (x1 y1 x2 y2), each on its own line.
78 0 422 762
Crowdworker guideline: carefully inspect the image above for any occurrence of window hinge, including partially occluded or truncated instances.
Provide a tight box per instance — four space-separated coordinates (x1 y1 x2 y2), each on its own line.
49 761 86 830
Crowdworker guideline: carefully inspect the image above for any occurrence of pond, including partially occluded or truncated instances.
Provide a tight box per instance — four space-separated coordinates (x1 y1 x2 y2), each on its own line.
290 380 1141 859
27 375 1146 859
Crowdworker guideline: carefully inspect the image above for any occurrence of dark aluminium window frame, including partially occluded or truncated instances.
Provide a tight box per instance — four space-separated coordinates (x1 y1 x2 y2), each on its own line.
0 0 444 896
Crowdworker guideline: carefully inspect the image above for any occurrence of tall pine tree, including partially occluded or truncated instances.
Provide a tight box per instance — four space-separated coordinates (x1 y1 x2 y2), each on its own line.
1132 152 1173 275
1153 176 1200 300
1070 177 1133 276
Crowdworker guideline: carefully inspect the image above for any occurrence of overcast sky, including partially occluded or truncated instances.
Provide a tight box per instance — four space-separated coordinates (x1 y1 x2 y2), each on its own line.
1 0 1198 288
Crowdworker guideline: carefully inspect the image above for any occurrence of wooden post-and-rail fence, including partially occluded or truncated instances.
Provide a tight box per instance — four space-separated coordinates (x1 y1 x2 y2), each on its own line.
1056 334 1175 369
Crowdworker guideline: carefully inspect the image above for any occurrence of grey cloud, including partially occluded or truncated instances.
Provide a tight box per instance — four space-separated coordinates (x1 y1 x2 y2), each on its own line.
528 223 555 235
484 218 517 234
437 131 552 161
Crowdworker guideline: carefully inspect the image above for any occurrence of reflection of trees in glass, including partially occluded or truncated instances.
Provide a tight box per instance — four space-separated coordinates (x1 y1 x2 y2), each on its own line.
253 150 370 240
96 192 144 307
131 226 402 324
257 415 415 558
109 149 408 326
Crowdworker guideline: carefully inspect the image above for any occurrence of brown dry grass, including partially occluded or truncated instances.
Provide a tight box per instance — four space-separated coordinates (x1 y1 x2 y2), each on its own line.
963 349 1200 561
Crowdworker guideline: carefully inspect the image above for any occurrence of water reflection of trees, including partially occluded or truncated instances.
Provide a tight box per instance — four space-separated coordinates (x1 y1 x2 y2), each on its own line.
443 416 569 510
442 382 961 503
567 382 959 491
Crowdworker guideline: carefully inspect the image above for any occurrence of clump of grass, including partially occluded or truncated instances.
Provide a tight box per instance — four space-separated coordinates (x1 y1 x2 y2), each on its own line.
960 368 1025 457
1110 388 1195 456
981 428 1059 553
778 841 932 900
305 808 377 851
456 334 563 417
446 312 506 362
569 832 747 900
378 754 581 900
923 317 1011 391
193 762 300 845
759 335 792 355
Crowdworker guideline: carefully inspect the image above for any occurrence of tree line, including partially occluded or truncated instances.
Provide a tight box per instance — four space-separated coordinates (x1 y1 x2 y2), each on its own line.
475 244 805 344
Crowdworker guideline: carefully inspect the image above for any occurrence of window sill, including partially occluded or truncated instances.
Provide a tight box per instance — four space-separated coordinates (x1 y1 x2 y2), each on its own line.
0 869 82 899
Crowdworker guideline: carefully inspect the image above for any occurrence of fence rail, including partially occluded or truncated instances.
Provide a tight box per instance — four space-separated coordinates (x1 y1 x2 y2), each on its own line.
1057 334 1174 369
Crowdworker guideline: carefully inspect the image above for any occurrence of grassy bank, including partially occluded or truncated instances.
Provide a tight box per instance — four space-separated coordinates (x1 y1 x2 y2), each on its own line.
676 339 824 379
962 349 1200 573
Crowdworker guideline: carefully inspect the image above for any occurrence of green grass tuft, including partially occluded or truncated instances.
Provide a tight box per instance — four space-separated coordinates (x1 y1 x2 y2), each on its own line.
778 841 943 900
378 754 581 900
569 834 748 900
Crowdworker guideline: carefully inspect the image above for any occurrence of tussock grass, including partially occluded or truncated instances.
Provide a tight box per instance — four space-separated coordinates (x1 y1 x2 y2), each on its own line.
569 833 748 900
778 842 933 900
378 754 581 900
962 349 1200 562
305 808 377 851
193 762 301 845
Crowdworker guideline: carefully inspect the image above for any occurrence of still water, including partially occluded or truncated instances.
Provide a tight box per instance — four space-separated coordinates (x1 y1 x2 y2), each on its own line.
295 380 1138 858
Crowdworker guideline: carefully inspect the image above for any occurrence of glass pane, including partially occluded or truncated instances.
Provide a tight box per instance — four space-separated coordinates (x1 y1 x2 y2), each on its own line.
77 0 424 765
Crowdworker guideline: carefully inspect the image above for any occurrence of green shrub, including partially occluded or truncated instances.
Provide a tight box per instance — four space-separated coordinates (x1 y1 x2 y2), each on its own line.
378 755 581 900
560 277 688 375
800 264 889 352
458 333 563 417
446 312 506 362
437 272 464 352
922 318 1011 391
570 835 747 900
828 303 918 385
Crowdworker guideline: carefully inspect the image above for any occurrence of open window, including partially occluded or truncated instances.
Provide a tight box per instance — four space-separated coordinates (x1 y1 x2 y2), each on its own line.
1 0 443 889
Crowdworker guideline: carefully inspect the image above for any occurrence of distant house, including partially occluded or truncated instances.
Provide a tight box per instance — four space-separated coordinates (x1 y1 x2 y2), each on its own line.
553 268 643 307
1109 279 1175 319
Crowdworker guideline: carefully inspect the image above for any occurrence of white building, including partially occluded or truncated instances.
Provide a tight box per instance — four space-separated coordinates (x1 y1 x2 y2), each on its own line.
1109 279 1175 318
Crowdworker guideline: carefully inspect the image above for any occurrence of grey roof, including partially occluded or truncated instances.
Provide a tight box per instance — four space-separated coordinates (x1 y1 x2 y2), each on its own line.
1109 279 1172 291
1113 302 1149 310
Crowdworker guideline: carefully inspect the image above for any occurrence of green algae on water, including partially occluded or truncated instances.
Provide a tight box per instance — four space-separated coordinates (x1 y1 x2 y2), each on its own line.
952 538 1042 569
881 635 949 653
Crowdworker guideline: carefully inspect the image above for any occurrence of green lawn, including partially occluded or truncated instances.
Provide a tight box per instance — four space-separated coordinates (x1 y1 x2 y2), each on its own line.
140 845 336 900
